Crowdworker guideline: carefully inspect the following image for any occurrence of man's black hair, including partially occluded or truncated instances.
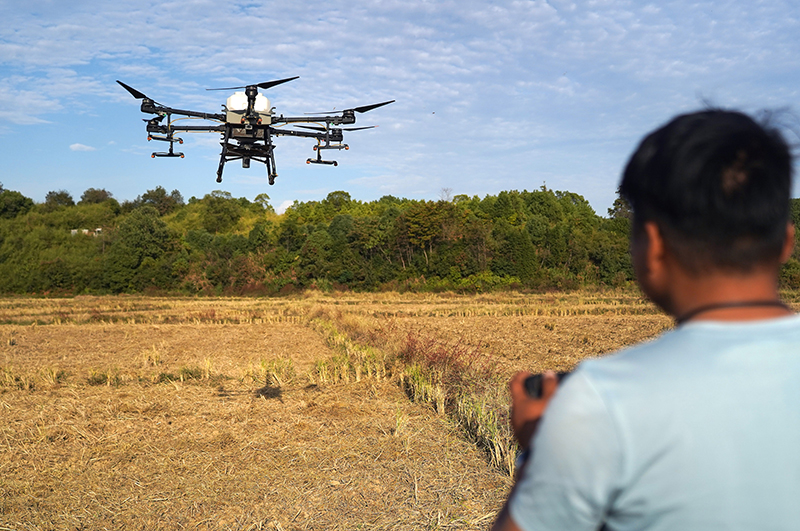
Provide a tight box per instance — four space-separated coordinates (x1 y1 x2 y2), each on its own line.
619 109 793 273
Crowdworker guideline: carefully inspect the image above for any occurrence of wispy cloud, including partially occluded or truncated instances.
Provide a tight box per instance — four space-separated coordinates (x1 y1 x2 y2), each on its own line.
2 0 800 209
69 143 96 152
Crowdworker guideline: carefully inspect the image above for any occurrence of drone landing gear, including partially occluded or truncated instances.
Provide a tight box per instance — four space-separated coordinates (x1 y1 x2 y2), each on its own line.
151 143 184 158
149 134 184 158
215 126 278 184
266 153 277 185
306 140 348 166
307 157 338 166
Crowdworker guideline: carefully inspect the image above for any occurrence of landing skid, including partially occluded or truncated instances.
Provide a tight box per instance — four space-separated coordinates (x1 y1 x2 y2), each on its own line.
307 158 338 166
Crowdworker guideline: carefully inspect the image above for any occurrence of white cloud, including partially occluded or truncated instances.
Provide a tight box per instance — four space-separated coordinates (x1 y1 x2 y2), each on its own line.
2 0 800 210
70 143 96 152
276 199 294 215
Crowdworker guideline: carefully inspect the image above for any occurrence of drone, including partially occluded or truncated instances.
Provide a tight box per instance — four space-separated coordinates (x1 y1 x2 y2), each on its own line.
117 77 394 185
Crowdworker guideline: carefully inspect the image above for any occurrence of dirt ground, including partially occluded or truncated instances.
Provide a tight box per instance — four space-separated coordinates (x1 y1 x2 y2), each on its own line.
1 322 329 377
1 378 507 529
0 293 676 530
389 313 673 377
1 307 509 530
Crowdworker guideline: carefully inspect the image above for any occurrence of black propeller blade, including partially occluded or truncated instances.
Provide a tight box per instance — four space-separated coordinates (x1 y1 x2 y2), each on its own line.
295 125 377 132
206 76 299 91
117 80 149 100
304 100 395 115
352 100 395 113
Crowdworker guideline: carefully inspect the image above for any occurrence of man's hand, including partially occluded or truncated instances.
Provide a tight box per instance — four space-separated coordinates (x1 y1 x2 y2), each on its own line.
509 370 559 451
491 371 560 531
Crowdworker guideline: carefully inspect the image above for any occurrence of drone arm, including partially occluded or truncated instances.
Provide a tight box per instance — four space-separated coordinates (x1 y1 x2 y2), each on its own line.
271 128 339 141
161 124 226 133
140 100 225 121
273 113 355 126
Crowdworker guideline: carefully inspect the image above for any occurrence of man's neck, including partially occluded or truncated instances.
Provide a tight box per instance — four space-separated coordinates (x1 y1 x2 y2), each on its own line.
666 268 790 323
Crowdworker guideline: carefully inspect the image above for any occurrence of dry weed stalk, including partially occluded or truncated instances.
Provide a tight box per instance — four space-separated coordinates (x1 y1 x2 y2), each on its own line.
309 316 389 386
137 343 165 368
395 333 517 474
1 366 35 391
246 358 296 386
311 307 519 474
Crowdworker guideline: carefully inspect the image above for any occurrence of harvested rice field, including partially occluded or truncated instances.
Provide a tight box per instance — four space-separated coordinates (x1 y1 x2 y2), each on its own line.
1 290 758 530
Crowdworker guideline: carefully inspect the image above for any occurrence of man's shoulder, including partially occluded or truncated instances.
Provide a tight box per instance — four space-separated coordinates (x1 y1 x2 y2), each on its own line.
584 313 800 368
568 314 800 405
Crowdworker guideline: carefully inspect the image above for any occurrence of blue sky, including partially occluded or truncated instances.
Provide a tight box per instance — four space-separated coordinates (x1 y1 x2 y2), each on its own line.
2 0 800 215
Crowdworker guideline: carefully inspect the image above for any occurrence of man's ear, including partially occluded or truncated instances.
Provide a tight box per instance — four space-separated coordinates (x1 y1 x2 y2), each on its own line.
779 222 795 264
642 221 668 281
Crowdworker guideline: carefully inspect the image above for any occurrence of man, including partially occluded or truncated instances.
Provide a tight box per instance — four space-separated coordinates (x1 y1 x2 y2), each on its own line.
493 110 800 531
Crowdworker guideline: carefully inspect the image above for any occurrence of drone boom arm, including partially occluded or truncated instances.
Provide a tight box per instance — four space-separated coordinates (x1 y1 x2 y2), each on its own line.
141 100 225 121
272 128 343 142
274 113 355 126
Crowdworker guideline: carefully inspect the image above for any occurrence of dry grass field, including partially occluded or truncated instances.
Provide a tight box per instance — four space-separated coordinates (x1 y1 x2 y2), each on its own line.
0 291 700 530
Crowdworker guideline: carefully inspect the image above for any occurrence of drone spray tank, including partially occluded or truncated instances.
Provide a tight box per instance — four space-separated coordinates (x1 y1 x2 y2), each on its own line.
214 84 280 183
225 91 271 125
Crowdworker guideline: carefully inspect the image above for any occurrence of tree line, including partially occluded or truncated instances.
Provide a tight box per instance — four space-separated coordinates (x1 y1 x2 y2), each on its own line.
1 182 799 295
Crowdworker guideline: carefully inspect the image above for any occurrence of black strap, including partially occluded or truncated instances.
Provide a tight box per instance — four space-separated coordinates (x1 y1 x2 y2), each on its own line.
675 300 790 325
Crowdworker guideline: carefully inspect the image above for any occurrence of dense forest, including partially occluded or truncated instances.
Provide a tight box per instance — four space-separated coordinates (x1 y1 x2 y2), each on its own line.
1 182 799 295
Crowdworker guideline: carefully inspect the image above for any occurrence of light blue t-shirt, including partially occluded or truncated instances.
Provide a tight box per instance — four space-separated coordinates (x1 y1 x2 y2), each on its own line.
509 315 800 531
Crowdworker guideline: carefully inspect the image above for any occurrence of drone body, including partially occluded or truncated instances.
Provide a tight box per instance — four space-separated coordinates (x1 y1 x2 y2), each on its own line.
117 77 394 185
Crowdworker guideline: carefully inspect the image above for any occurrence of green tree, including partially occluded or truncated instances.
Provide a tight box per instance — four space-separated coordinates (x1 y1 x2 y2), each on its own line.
0 188 34 219
254 193 275 214
491 222 537 283
608 189 632 220
80 188 113 204
248 220 275 249
300 228 333 280
493 191 528 225
44 190 75 210
104 206 177 292
139 186 184 215
323 191 352 213
201 191 242 234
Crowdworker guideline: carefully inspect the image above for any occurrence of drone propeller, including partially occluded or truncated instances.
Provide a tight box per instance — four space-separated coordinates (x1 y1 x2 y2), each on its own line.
206 76 299 91
117 80 150 100
304 100 395 115
294 125 377 132
352 100 395 113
